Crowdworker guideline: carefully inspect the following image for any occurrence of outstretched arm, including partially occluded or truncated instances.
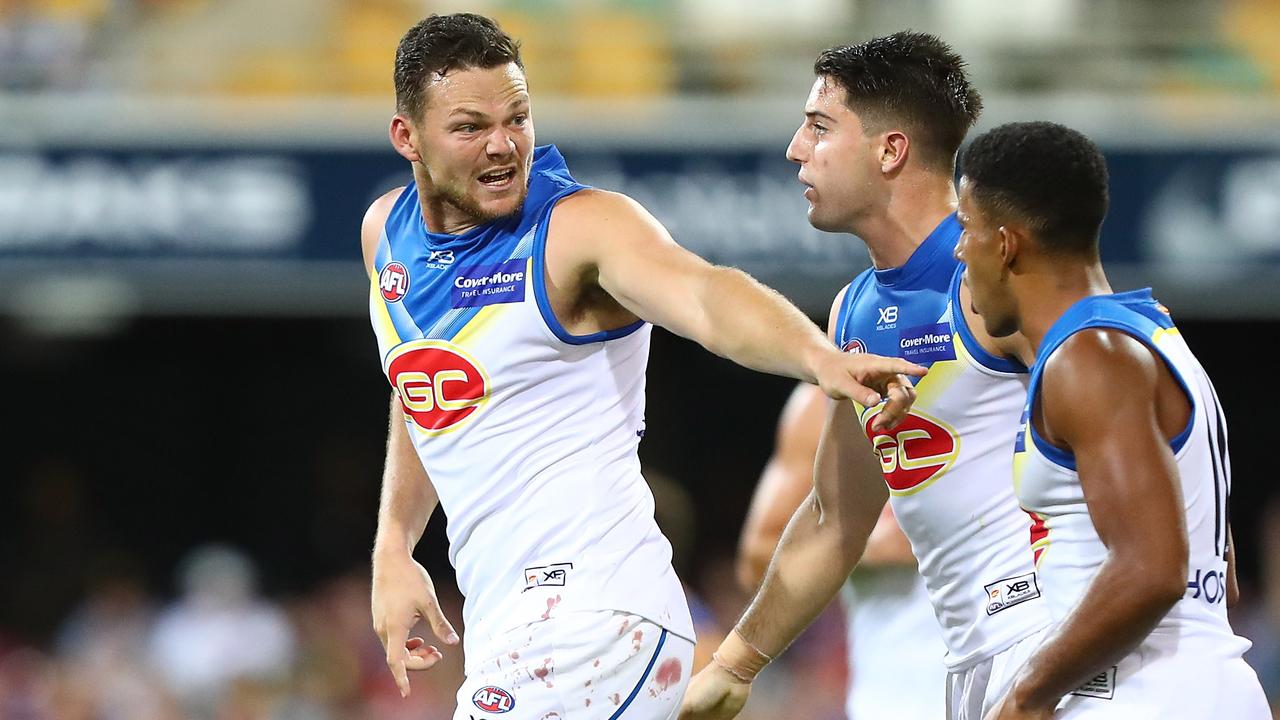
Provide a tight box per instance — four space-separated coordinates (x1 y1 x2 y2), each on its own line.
989 330 1190 719
548 190 923 424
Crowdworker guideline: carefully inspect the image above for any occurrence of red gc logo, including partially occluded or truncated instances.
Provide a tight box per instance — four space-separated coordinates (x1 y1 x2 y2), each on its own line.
386 340 489 435
862 409 960 495
472 685 515 713
379 261 410 302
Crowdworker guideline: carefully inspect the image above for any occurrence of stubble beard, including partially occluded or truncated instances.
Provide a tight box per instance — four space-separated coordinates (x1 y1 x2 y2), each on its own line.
438 175 529 227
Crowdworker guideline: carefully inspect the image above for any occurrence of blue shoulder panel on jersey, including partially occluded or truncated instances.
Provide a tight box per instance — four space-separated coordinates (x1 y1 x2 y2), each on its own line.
531 185 646 345
834 269 875 351
379 145 595 345
1026 289 1195 470
948 264 1026 374
833 215 962 365
527 149 650 343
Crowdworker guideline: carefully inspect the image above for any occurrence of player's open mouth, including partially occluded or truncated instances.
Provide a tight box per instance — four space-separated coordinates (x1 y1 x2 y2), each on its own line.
478 168 517 189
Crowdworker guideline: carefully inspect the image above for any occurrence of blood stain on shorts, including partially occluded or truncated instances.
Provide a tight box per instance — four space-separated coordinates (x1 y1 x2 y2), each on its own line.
631 629 644 653
541 595 562 621
653 658 682 692
617 619 631 636
610 693 622 705
532 657 554 687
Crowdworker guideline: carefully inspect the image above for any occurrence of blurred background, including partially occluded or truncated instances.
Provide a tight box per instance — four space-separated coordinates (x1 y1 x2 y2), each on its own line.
3 0 1280 718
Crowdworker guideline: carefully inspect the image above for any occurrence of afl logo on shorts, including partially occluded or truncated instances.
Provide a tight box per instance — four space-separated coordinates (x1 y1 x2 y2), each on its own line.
862 408 960 495
472 685 515 713
386 340 490 435
379 261 410 302
842 337 867 354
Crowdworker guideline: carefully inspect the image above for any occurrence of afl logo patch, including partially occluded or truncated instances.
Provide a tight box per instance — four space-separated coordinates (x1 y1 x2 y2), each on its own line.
842 337 867 354
472 685 515 713
862 408 960 495
379 261 410 302
386 340 490 435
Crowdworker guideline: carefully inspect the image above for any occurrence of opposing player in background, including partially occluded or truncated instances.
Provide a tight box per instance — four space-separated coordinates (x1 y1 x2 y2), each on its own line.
955 121 1268 719
681 33 1052 720
362 13 924 719
736 382 946 719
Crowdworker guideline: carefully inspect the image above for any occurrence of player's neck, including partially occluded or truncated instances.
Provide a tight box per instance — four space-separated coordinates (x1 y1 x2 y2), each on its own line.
855 177 957 270
1017 262 1113 355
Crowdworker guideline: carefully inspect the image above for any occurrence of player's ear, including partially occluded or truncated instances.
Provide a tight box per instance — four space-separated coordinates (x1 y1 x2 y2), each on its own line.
879 131 909 174
390 114 423 163
997 224 1022 273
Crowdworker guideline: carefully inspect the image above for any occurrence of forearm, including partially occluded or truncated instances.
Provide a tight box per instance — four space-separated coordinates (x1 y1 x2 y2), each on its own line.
733 492 865 656
373 394 439 559
1011 556 1183 709
694 266 829 382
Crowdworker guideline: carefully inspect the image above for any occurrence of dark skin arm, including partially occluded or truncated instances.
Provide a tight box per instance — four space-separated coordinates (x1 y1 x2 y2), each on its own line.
989 329 1191 719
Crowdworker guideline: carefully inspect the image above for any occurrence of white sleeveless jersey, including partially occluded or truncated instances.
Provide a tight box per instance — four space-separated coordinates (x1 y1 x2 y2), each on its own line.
368 146 693 666
833 215 1051 670
841 567 947 719
1014 290 1251 659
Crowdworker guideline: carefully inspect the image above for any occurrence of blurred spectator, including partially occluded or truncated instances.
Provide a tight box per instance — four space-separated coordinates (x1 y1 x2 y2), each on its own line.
0 645 56 720
147 544 295 719
55 551 178 720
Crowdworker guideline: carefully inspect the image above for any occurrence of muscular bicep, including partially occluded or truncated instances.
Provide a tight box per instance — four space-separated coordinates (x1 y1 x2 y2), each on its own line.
550 190 722 340
1041 331 1188 574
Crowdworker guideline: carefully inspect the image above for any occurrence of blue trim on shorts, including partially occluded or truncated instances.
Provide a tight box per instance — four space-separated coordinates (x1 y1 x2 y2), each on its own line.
609 628 668 719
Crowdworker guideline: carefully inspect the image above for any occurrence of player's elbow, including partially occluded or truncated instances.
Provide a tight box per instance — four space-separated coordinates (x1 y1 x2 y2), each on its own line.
1125 548 1188 613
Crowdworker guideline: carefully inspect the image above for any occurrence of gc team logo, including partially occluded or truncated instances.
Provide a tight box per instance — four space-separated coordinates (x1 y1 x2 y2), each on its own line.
862 409 960 495
472 685 515 713
379 261 410 302
842 337 867 354
386 340 489 435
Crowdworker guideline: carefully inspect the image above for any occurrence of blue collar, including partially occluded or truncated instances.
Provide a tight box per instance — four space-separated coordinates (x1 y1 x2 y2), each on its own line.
873 214 961 288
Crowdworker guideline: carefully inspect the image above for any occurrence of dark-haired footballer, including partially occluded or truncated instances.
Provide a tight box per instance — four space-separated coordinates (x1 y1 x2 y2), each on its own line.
956 122 1267 719
362 13 926 720
682 33 1052 720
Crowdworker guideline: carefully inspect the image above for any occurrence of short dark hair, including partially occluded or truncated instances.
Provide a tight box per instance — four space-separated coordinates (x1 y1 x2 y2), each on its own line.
960 121 1109 256
815 31 982 171
394 13 523 120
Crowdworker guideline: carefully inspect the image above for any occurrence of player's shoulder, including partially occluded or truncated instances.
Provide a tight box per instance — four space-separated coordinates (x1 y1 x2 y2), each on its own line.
361 186 405 272
549 187 653 226
1042 327 1161 406
545 187 672 262
827 282 854 340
